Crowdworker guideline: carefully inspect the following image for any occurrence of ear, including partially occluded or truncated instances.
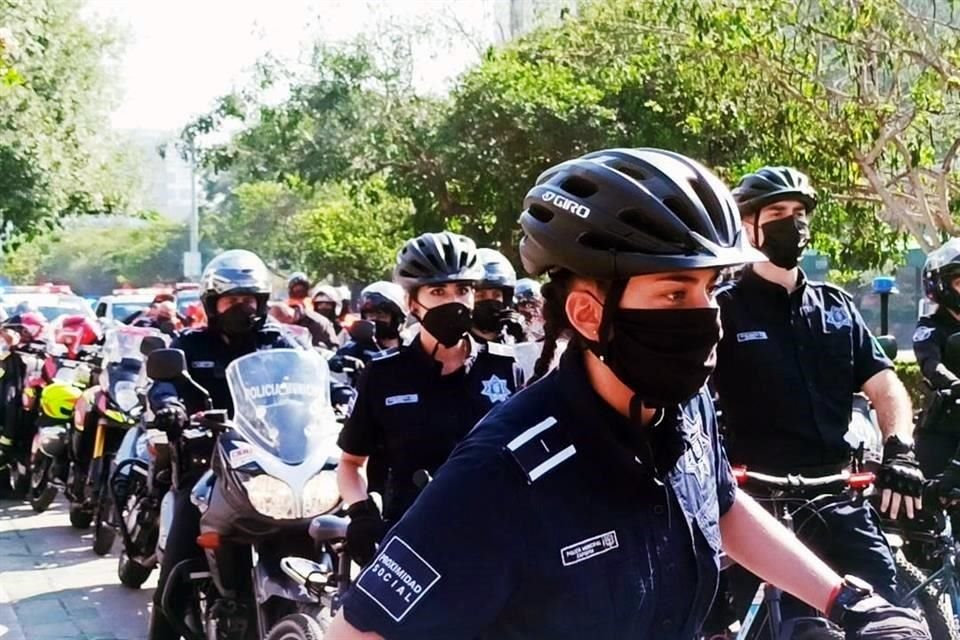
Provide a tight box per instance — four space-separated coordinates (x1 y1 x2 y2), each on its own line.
565 286 604 342
743 215 761 247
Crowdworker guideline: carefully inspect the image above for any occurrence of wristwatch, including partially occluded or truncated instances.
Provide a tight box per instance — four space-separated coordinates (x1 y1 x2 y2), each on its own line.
827 575 874 625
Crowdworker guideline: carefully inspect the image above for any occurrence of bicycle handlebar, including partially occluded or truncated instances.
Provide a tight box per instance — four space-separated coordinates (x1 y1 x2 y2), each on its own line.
732 467 875 493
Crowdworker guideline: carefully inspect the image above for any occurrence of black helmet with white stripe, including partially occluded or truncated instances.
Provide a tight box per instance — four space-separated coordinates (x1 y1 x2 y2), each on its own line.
519 148 764 279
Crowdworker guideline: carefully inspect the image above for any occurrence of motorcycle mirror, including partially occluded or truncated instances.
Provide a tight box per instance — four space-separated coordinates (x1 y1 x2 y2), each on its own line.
349 319 375 343
140 335 167 356
875 335 898 361
146 348 187 381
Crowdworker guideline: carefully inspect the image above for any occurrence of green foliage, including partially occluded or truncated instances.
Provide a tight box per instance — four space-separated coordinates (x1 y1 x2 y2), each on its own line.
186 0 960 278
0 0 131 244
895 359 928 410
294 178 415 284
0 217 189 294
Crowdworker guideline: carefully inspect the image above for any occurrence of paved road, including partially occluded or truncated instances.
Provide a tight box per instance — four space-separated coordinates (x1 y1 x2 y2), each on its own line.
0 497 155 640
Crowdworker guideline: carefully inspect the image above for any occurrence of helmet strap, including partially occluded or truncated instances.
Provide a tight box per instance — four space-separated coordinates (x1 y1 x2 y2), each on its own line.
586 279 628 363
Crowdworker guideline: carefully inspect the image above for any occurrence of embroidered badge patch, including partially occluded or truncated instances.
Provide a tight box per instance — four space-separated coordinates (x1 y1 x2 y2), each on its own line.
385 394 419 407
825 306 852 330
480 375 511 403
913 326 934 343
736 331 768 343
356 537 441 621
191 360 215 369
561 531 620 566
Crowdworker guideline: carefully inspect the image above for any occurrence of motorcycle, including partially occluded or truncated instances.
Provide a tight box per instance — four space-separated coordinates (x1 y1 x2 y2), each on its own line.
28 345 101 513
71 326 164 555
110 334 171 587
148 347 342 640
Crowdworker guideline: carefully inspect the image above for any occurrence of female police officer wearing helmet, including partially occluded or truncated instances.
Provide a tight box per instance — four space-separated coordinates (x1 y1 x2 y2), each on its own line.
326 149 928 640
336 231 523 567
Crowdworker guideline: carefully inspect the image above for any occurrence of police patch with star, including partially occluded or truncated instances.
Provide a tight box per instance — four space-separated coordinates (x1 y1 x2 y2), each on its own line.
480 374 511 403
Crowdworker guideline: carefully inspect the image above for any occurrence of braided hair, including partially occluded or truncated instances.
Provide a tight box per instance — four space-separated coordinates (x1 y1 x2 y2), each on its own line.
530 271 610 382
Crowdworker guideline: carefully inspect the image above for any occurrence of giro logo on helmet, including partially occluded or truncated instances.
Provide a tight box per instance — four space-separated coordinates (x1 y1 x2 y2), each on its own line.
541 191 591 219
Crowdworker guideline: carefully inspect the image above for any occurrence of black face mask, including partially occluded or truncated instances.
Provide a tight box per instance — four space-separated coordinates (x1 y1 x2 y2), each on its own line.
759 215 810 269
472 299 504 333
419 302 472 348
219 304 259 338
315 303 336 322
589 307 721 409
373 320 400 341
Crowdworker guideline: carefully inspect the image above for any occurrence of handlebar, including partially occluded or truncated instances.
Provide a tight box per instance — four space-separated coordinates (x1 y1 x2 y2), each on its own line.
732 467 875 494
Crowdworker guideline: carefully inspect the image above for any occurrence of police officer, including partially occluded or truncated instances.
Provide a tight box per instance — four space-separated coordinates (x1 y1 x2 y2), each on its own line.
713 167 920 610
336 231 523 567
147 250 296 640
326 149 928 640
514 277 544 340
336 281 406 365
287 271 312 309
914 238 960 481
471 248 526 344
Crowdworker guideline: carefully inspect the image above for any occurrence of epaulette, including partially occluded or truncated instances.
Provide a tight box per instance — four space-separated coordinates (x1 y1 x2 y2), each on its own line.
504 416 575 484
485 341 515 358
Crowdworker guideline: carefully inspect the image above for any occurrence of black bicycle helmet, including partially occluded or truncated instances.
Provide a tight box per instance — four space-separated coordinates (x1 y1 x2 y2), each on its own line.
732 166 818 218
477 248 517 300
923 238 960 310
519 148 764 279
394 231 484 292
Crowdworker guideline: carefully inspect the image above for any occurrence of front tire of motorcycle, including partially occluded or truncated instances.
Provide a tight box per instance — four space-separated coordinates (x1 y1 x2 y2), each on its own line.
92 500 117 556
28 451 56 513
895 549 960 640
69 504 92 529
265 613 325 640
117 551 152 589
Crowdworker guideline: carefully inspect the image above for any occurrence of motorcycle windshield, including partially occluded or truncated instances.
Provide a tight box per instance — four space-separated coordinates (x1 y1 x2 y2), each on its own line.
226 349 336 465
103 326 168 367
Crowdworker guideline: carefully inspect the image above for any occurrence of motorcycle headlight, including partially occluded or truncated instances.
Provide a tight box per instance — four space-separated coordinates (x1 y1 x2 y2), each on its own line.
114 381 139 413
302 470 340 516
238 473 298 519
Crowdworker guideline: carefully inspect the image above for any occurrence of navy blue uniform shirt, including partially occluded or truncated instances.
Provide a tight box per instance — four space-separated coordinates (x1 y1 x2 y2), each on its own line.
714 268 892 472
337 334 523 521
340 346 736 639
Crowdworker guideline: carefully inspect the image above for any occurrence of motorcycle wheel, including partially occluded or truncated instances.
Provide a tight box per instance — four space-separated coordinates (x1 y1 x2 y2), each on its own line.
28 450 56 513
117 551 153 589
264 613 325 640
895 549 960 640
92 494 117 556
69 503 92 529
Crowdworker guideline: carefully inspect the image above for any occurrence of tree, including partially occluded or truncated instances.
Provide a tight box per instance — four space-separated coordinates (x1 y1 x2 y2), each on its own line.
0 0 131 245
293 177 415 284
0 217 189 294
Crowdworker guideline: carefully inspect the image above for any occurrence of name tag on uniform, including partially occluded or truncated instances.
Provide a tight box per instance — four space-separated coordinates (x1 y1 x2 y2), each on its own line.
192 361 215 369
561 530 619 566
356 537 440 622
736 331 768 343
385 394 419 407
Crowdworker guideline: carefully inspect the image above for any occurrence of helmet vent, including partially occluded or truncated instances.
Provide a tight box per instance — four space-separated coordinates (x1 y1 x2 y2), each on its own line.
614 163 648 183
527 204 554 223
578 231 638 253
618 208 681 242
560 175 598 198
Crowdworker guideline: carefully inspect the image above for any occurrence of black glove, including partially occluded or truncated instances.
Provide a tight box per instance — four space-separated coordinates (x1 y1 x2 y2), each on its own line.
828 576 929 639
346 498 386 567
154 400 188 433
935 457 960 502
499 309 526 342
878 436 924 501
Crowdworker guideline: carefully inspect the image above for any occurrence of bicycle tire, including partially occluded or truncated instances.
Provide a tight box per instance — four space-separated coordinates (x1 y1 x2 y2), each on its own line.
264 613 325 640
896 549 960 640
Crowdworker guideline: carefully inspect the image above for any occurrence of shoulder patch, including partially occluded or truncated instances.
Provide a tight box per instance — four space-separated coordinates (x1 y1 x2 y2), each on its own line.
485 341 515 358
355 537 441 622
370 346 400 362
913 326 935 343
504 417 575 483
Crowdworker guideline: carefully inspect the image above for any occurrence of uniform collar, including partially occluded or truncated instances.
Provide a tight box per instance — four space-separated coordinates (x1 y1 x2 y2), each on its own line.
740 265 807 297
555 345 685 494
407 333 481 376
934 306 960 327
